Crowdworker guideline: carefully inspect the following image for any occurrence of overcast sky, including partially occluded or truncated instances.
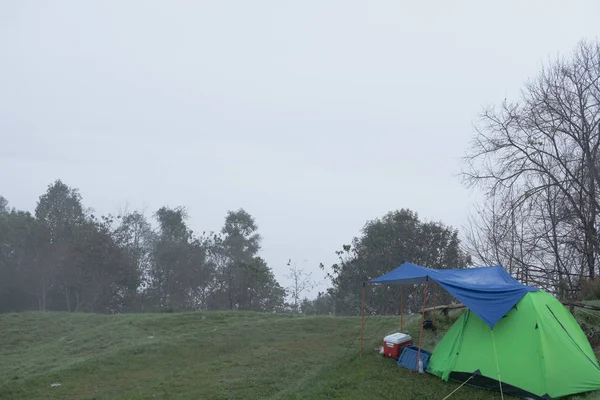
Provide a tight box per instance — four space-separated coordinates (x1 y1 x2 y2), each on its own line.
1 1 599 297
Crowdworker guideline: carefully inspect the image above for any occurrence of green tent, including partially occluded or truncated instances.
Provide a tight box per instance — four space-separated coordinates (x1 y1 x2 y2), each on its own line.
427 290 600 399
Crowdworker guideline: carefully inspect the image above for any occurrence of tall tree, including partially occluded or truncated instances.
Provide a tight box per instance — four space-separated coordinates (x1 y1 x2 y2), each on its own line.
148 206 213 311
0 195 8 214
20 180 142 312
67 215 140 312
324 209 471 315
0 208 40 312
34 180 86 311
113 211 155 287
463 39 600 296
35 180 86 241
210 209 285 311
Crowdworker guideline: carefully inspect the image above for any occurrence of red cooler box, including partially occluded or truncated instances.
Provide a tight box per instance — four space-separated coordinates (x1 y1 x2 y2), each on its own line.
383 333 413 358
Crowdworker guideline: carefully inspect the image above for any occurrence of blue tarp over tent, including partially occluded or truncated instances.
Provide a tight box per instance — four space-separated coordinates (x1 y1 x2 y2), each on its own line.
369 262 538 328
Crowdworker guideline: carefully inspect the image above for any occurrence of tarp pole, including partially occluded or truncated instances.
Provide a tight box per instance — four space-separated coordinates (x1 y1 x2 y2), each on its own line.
417 278 429 371
433 283 437 327
400 285 404 332
360 282 366 356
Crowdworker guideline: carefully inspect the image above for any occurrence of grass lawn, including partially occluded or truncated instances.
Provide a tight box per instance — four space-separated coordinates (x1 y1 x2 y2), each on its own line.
1 310 600 399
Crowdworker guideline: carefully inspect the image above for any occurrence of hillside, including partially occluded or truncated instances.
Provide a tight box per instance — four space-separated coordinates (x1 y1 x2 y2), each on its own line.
1 310 600 400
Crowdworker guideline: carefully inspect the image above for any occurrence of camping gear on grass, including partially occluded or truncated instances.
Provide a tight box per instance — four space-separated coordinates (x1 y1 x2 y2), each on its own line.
367 262 600 399
398 345 432 373
383 332 412 359
422 320 436 331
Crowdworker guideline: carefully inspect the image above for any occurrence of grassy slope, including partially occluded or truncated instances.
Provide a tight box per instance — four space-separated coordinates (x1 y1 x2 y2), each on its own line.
1 310 599 400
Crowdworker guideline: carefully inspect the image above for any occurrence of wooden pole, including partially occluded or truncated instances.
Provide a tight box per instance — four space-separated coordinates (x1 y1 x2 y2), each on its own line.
417 278 429 371
360 282 366 355
432 283 437 326
560 300 600 311
400 285 404 332
423 303 464 313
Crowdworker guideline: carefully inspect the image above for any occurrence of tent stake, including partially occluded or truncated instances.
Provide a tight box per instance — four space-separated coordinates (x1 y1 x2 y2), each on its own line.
360 282 366 356
417 278 429 371
400 285 404 332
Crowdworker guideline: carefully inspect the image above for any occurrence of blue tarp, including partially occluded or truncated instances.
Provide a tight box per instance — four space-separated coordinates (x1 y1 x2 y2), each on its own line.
369 262 538 328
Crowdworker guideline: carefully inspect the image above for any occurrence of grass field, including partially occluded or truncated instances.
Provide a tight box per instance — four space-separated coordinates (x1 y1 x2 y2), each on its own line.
2 309 600 399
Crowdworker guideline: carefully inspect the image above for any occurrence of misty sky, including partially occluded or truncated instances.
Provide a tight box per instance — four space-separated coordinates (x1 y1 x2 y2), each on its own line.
1 1 599 297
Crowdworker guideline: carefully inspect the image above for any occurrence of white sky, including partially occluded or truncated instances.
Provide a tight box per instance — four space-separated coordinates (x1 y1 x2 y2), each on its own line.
1 1 599 298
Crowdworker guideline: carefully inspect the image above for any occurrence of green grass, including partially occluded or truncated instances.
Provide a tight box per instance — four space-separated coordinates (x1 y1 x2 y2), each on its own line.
1 310 600 399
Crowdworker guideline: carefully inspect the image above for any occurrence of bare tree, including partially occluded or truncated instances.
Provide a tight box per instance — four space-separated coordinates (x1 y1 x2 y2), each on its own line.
285 259 318 315
463 39 600 297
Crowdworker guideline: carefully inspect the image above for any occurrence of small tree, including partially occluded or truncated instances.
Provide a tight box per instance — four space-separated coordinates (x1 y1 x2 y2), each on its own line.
285 259 318 316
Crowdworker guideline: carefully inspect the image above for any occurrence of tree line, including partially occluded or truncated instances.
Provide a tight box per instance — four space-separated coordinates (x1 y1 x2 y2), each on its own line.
0 180 284 313
0 180 471 316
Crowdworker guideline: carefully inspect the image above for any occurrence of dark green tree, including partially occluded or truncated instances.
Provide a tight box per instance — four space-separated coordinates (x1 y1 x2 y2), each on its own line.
112 210 156 311
67 215 140 312
210 209 285 311
148 206 213 311
34 181 87 311
0 206 41 312
300 292 334 316
24 180 142 312
325 209 471 315
0 196 8 213
35 180 86 240
113 211 155 281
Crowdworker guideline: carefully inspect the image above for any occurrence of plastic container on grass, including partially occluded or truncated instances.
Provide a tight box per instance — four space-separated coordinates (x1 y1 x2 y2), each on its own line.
397 345 432 372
